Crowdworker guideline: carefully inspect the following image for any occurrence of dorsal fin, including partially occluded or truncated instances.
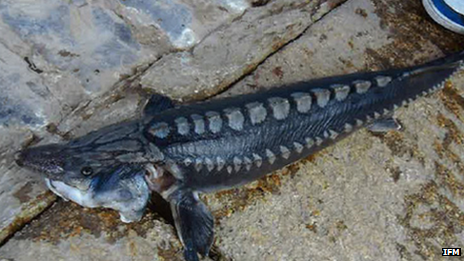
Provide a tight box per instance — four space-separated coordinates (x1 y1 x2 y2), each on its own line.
142 94 175 117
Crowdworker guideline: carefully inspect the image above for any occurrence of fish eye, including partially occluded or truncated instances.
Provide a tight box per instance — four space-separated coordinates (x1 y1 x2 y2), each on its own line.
81 166 93 176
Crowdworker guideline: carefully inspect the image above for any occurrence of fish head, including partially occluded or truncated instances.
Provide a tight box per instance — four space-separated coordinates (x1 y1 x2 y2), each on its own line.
15 142 116 191
14 122 156 222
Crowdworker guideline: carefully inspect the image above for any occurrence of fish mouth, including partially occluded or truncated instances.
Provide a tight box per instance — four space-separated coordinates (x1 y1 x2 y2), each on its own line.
45 178 95 207
45 179 70 200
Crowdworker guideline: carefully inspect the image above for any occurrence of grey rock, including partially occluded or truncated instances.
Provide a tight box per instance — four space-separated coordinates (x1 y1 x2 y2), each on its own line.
0 201 190 261
139 0 346 101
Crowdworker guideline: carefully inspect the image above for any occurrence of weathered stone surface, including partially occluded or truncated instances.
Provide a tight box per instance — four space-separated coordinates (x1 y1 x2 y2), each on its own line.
113 0 250 49
205 0 464 260
0 0 250 112
219 0 464 97
0 133 58 244
139 0 346 101
0 0 251 135
0 201 190 261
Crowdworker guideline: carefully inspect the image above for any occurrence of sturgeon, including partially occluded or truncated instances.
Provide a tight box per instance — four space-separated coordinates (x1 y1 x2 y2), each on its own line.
16 51 464 261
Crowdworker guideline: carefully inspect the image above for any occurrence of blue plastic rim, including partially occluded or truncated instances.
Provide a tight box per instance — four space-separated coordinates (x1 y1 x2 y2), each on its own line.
444 0 464 16
423 0 464 34
434 0 464 25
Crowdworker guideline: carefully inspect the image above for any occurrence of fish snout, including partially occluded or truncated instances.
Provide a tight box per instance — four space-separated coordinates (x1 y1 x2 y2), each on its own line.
14 144 66 175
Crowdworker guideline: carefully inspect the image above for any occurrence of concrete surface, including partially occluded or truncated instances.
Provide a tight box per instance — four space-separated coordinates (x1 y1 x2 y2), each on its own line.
207 0 464 260
139 0 345 101
0 201 189 261
2 0 464 260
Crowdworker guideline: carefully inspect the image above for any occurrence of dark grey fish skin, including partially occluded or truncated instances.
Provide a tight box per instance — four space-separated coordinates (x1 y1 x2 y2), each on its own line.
144 52 464 193
15 51 464 261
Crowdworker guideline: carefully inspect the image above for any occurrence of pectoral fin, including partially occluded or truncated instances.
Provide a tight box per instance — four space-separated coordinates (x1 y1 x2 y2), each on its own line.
142 93 174 117
367 117 402 133
170 190 214 261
